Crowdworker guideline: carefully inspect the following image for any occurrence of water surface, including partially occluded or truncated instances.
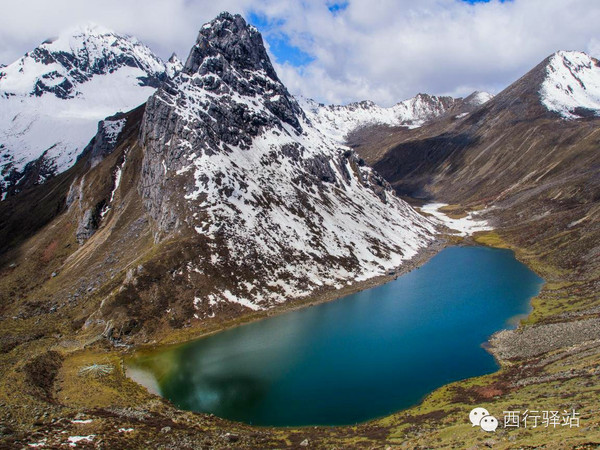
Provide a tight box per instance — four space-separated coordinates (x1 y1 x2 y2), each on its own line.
129 246 543 426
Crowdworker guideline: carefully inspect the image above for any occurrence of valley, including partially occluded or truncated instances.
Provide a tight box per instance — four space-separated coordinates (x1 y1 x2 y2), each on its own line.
0 10 598 450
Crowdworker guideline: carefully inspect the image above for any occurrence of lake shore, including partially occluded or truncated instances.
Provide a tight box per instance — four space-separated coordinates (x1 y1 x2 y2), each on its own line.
6 203 599 449
127 202 489 354
124 203 498 405
127 245 542 427
126 231 451 354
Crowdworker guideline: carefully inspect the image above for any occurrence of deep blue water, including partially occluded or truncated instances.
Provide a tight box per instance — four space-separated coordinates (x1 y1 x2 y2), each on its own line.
130 246 544 426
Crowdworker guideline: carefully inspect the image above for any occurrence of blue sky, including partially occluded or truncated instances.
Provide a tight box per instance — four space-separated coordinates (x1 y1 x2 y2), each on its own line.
248 12 315 67
254 0 512 68
1 0 599 105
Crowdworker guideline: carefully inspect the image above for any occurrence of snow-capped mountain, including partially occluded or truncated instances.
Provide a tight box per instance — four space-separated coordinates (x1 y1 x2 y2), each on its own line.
298 91 493 142
139 12 437 311
0 23 168 197
540 50 600 119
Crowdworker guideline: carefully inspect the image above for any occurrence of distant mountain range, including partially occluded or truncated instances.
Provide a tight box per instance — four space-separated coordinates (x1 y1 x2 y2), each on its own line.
299 91 493 141
0 23 493 200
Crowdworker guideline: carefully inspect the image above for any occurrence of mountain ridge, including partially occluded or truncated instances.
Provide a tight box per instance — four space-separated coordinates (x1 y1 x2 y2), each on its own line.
0 24 168 198
298 90 493 142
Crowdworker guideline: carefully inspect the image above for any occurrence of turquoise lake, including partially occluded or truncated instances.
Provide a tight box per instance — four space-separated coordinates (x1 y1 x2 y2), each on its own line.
129 246 544 426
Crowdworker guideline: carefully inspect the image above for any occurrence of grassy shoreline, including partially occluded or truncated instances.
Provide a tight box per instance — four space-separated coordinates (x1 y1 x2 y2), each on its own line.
3 210 599 448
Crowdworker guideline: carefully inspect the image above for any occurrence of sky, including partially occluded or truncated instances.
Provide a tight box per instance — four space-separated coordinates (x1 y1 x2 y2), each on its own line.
1 0 599 106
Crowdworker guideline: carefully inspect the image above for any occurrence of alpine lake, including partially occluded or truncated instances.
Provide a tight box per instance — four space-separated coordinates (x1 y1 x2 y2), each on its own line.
128 246 544 426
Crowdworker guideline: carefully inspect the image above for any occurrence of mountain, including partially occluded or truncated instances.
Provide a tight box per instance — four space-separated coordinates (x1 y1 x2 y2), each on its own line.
298 90 493 142
137 12 436 312
346 49 600 316
0 13 437 342
350 50 600 199
0 24 168 198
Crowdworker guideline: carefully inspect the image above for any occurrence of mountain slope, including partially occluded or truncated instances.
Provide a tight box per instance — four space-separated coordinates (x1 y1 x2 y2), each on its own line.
0 13 437 343
138 12 437 312
346 50 600 318
0 24 167 198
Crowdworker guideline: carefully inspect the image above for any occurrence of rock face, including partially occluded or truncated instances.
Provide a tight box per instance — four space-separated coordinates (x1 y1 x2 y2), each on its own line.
80 114 128 167
0 24 167 198
139 12 437 311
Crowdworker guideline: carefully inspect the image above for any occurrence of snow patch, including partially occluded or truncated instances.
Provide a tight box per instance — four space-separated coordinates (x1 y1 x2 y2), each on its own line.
103 118 126 145
67 435 95 447
420 203 491 237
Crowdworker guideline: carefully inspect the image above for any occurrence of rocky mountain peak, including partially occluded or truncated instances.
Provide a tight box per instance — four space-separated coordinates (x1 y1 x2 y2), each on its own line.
0 23 166 99
138 13 436 311
298 92 463 142
166 52 183 77
184 12 278 81
0 24 168 198
146 11 304 148
539 50 600 119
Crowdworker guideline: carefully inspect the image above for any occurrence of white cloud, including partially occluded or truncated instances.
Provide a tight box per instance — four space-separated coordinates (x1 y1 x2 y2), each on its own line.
1 0 599 106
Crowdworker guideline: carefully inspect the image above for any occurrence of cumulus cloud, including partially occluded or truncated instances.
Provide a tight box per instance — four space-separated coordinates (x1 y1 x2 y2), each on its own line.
1 0 599 105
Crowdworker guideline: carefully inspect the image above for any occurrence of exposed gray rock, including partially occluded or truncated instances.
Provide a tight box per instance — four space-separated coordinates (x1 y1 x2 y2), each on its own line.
489 318 600 360
78 113 128 167
76 208 100 244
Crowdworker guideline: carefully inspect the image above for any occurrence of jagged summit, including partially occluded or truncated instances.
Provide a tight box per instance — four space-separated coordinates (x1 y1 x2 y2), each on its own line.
166 52 183 77
185 13 277 80
540 50 600 119
297 92 470 141
0 23 165 99
172 12 304 133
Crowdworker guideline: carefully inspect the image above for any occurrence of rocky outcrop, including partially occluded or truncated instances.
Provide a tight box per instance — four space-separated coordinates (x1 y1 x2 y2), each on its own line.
79 113 128 168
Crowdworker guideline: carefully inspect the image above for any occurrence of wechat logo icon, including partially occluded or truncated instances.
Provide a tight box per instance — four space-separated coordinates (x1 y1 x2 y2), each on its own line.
469 407 498 432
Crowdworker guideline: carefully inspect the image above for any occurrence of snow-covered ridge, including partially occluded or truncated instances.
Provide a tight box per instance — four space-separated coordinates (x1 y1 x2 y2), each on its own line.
0 23 165 98
0 24 168 197
297 91 492 142
540 51 600 119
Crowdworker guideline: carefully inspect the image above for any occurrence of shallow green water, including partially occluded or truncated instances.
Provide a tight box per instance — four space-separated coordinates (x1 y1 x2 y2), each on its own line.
129 246 543 426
